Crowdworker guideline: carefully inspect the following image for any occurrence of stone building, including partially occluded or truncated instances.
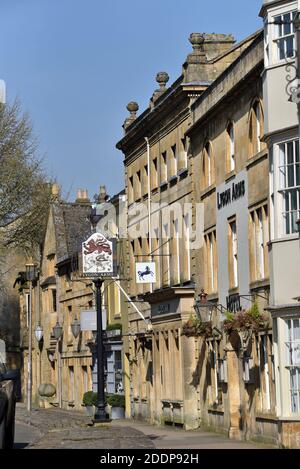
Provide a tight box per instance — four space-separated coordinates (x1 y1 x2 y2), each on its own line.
258 0 300 448
19 186 129 412
116 31 260 428
186 30 278 444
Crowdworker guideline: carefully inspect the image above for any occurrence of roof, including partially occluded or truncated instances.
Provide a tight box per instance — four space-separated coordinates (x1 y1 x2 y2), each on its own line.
52 202 92 264
116 30 262 153
40 276 56 288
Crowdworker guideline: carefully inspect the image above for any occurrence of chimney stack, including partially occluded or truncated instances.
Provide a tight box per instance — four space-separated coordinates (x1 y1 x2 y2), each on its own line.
182 32 235 83
76 189 90 204
51 183 61 200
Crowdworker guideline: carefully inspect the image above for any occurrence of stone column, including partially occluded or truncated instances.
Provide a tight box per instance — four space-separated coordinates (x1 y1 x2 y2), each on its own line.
181 335 199 430
225 338 243 440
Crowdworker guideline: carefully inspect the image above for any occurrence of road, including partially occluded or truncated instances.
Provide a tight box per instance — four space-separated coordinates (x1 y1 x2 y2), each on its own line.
14 423 41 449
13 419 272 449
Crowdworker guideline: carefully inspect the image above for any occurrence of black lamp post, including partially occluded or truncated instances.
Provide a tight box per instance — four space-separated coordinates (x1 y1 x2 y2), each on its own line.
53 321 63 408
25 259 37 412
92 278 107 423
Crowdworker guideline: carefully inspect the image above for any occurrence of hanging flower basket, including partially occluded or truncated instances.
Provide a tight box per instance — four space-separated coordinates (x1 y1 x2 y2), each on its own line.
223 303 269 349
182 317 213 339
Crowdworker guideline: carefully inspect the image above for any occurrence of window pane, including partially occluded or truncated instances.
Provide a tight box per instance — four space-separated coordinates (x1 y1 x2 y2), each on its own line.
275 16 282 37
292 211 298 233
287 142 294 164
285 192 290 211
296 164 300 186
286 36 294 58
283 13 291 35
278 39 285 60
284 213 290 235
291 190 297 210
294 320 300 340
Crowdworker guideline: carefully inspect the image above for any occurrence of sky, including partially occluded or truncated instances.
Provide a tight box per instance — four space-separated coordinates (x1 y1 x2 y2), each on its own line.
0 0 263 201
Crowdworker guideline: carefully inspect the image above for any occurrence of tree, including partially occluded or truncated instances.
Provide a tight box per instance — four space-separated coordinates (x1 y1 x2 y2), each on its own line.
0 100 52 254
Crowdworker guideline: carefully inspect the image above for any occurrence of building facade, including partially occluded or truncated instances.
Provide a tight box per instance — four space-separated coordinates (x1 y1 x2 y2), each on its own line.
187 31 279 444
19 186 129 413
259 0 300 448
117 32 261 429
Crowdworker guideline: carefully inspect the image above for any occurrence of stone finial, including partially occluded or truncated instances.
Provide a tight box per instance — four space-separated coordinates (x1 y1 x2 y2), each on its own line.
189 33 205 51
127 101 139 117
123 101 139 131
150 72 169 108
156 72 169 91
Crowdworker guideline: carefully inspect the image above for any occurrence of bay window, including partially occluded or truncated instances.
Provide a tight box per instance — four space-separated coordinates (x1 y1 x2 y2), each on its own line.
274 11 296 61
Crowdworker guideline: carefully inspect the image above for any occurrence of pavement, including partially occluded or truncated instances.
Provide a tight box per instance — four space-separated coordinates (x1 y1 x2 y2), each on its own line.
14 404 274 450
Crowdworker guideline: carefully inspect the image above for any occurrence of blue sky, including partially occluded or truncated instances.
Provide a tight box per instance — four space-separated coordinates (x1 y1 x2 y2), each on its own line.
0 0 262 200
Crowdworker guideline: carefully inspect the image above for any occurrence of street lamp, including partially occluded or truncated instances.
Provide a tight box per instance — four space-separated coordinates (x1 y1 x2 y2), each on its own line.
25 259 37 412
53 321 63 408
71 317 81 339
53 322 63 341
35 324 44 343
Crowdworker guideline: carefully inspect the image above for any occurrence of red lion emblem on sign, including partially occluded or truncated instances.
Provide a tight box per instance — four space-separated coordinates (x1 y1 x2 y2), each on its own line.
83 237 112 256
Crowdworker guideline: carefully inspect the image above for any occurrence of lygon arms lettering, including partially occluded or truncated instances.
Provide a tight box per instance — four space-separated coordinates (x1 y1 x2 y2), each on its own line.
217 180 245 210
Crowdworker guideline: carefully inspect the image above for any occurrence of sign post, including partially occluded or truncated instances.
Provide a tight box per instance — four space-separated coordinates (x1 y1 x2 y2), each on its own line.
82 232 116 423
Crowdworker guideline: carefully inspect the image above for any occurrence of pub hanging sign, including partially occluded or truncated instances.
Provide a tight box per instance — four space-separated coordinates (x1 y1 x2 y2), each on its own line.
82 232 117 278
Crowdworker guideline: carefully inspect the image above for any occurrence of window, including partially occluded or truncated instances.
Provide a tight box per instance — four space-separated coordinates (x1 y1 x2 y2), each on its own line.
171 144 177 177
204 230 217 294
203 142 214 188
128 175 134 204
69 366 75 402
152 157 158 189
183 213 191 282
285 319 300 413
143 165 148 196
279 139 300 234
274 11 296 61
161 151 167 183
173 219 180 285
208 341 223 406
52 289 57 312
249 102 263 157
250 205 269 282
243 353 255 383
163 223 170 286
227 123 235 172
229 220 238 288
179 137 188 170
